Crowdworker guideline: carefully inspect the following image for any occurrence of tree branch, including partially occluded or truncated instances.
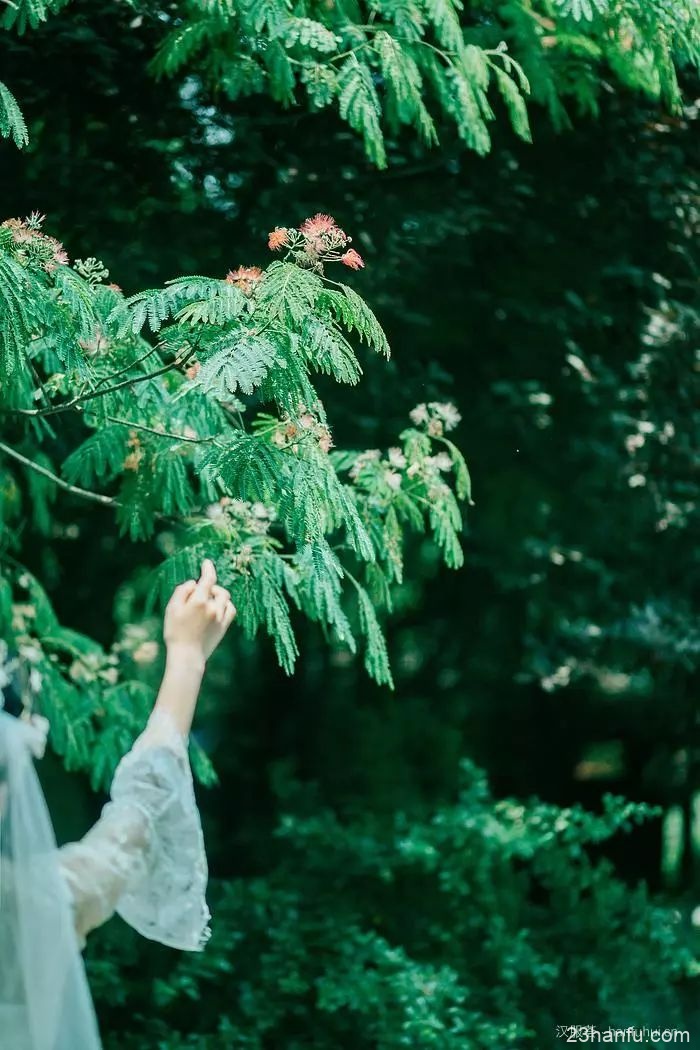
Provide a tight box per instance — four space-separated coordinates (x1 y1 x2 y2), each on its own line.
0 441 117 507
7 346 197 419
91 343 162 391
100 413 218 444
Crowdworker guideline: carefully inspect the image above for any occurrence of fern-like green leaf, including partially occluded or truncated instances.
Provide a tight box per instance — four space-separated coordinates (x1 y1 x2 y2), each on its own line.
1 0 56 33
440 437 473 503
257 261 323 326
554 0 609 21
294 541 357 650
265 40 296 105
493 65 532 143
62 425 128 486
355 581 394 687
249 555 299 673
300 63 339 109
194 331 279 397
423 0 464 53
337 284 391 358
428 490 464 569
109 278 246 336
443 64 491 154
301 316 363 385
207 433 283 503
151 18 221 78
375 30 438 144
381 0 425 42
319 287 391 358
239 0 291 35
276 17 338 53
19 569 59 633
0 81 28 147
152 451 196 516
337 55 387 169
53 266 99 340
0 253 36 376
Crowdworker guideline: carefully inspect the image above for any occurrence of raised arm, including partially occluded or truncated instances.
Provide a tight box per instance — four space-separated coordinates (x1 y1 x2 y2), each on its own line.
58 560 236 949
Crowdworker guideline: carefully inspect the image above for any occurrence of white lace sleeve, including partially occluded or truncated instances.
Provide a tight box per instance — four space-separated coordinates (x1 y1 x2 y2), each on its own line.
57 708 210 952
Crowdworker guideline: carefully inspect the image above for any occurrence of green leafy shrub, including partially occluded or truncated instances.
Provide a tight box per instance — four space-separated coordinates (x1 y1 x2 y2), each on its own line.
89 762 692 1048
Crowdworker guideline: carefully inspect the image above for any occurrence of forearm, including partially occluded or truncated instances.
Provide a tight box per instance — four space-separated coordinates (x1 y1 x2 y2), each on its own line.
153 644 206 737
59 803 151 945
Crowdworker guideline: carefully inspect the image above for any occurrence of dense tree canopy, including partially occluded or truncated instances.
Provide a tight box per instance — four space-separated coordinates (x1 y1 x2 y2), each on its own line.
1 0 700 1045
3 0 700 161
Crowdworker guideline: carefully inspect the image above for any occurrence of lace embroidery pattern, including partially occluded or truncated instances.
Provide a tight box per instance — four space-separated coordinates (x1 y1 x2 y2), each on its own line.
58 708 210 951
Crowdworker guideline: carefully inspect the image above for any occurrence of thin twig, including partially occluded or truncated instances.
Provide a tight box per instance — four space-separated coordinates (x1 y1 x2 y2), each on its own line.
7 347 197 419
91 343 162 390
0 440 117 507
99 413 218 444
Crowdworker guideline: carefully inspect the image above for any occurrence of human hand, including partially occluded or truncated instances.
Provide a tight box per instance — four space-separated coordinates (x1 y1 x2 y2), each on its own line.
163 559 237 667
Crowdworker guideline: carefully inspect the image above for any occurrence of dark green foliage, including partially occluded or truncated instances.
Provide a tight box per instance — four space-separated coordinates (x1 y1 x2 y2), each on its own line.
0 81 28 146
145 0 700 164
0 212 469 784
91 766 692 1048
4 1 700 158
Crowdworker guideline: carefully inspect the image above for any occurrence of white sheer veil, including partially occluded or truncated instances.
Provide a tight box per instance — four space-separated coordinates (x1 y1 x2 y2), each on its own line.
0 708 103 1050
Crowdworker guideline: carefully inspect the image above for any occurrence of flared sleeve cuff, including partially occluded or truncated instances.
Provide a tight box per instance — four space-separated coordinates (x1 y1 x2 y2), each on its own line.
59 708 210 952
110 707 211 951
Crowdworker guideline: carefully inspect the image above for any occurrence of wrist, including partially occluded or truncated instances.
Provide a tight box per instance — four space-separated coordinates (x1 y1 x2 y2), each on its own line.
165 642 206 676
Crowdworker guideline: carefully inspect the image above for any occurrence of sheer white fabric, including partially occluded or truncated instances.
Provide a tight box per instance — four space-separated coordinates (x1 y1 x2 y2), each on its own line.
1 703 209 1049
58 707 211 952
0 710 102 1050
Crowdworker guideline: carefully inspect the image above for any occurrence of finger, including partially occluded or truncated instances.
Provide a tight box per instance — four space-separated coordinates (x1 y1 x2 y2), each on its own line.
181 580 198 602
223 601 237 629
210 589 229 623
170 579 196 605
211 584 230 603
194 558 217 602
